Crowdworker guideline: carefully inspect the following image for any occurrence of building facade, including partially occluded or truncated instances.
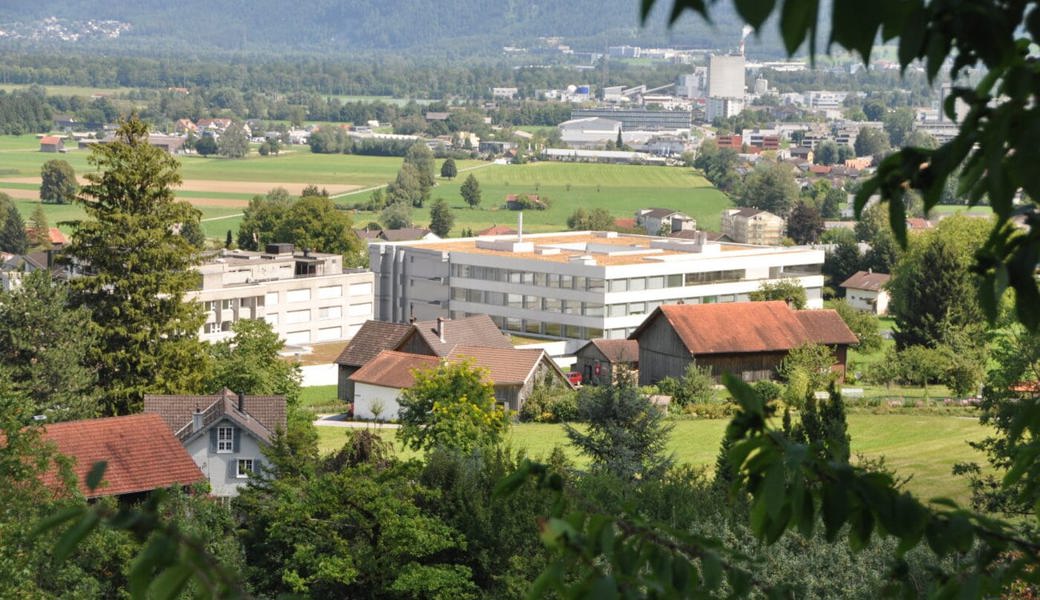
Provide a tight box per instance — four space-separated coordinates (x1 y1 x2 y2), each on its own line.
721 208 786 245
369 231 825 343
186 244 374 345
707 54 746 121
571 108 692 131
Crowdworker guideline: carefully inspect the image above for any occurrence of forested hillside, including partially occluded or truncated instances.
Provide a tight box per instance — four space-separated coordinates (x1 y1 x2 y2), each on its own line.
0 0 780 56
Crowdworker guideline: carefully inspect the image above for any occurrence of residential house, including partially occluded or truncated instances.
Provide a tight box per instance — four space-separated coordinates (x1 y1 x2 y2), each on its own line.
840 270 892 315
144 389 286 497
0 250 65 291
349 345 570 419
197 118 233 134
906 218 934 231
41 414 205 499
333 320 413 402
721 208 786 246
788 146 814 163
844 156 873 170
573 339 639 385
186 244 374 345
635 208 696 236
175 119 199 135
479 140 516 155
395 314 513 356
379 228 440 242
629 301 858 385
39 136 64 153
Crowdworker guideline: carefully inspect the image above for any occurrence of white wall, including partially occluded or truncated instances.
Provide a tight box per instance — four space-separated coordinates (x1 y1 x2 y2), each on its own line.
185 418 267 497
353 382 404 421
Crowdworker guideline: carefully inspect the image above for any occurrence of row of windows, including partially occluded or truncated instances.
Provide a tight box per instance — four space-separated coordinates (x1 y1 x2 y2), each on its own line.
485 314 604 340
450 264 753 293
451 289 605 316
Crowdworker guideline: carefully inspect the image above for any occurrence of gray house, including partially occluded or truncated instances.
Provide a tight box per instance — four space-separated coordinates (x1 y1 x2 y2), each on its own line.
144 389 286 497
573 339 639 385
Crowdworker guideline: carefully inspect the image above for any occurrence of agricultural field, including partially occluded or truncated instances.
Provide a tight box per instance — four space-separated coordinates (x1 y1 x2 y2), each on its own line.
315 413 991 504
356 160 732 233
1 135 730 239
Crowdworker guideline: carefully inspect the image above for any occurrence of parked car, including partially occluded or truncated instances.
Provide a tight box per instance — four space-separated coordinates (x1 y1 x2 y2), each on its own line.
566 371 583 386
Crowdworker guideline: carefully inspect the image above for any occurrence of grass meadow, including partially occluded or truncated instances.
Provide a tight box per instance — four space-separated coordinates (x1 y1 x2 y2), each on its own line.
315 414 989 504
1 135 731 238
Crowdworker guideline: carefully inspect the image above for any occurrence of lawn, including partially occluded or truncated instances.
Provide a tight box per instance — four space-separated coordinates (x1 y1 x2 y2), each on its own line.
316 414 989 504
351 160 732 234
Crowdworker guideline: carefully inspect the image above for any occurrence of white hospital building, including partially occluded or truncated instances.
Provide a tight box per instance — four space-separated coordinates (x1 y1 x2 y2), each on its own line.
369 230 824 343
187 244 374 345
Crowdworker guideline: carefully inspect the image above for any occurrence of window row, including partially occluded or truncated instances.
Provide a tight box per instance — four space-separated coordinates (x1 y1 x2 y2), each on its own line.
451 288 604 316
486 314 603 340
451 265 605 292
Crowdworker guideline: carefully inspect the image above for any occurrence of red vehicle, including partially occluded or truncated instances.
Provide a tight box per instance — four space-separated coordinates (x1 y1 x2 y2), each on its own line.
566 371 583 386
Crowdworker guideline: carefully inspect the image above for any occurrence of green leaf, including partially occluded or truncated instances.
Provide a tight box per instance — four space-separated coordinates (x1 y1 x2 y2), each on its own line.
149 564 194 600
821 483 848 542
85 460 108 491
53 511 100 563
896 4 926 68
734 0 776 30
527 562 563 600
701 551 723 590
31 506 84 538
887 195 907 248
779 0 817 55
762 463 786 519
588 574 619 600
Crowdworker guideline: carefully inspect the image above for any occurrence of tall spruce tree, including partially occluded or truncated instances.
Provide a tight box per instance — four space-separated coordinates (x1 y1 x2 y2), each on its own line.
0 193 28 254
64 115 209 415
27 205 51 249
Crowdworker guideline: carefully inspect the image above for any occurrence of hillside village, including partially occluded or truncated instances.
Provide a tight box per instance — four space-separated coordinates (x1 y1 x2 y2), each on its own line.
0 2 1038 598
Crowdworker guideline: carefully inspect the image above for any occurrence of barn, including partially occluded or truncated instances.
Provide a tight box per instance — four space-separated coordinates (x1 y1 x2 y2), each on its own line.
573 339 639 385
629 301 858 386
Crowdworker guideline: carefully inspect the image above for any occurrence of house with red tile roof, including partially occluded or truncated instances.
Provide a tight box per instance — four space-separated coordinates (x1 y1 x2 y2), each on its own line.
143 389 286 496
41 414 204 499
348 345 571 420
840 270 892 315
629 301 858 385
39 136 64 153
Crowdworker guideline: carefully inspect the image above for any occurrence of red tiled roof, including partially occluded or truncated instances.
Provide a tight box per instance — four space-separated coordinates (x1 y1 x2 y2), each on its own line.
448 346 550 385
840 270 891 292
403 314 513 357
631 301 857 354
906 218 934 230
335 320 413 367
349 350 439 388
40 136 62 145
41 414 204 498
143 388 286 443
613 218 636 229
477 225 518 236
580 339 639 363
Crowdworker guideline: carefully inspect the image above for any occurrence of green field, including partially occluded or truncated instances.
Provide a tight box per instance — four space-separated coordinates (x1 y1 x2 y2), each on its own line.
1 134 731 239
355 161 732 234
0 84 136 97
316 414 990 504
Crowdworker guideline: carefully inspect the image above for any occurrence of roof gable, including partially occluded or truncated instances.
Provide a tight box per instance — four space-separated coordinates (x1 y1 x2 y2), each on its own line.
402 314 513 357
840 270 891 292
335 320 413 366
349 350 439 388
143 389 286 441
579 339 640 363
41 414 204 498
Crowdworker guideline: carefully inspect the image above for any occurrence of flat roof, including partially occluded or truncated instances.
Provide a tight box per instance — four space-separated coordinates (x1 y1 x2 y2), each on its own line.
379 231 813 267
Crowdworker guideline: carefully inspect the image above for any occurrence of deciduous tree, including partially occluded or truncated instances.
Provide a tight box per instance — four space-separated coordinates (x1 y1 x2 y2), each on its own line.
460 174 481 208
207 319 301 406
39 159 77 204
739 161 798 217
428 197 454 237
786 201 824 244
440 158 458 179
749 279 808 309
217 122 249 158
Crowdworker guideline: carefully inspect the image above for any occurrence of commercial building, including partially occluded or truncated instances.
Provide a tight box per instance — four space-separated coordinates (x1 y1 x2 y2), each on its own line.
571 108 692 131
707 54 745 121
368 230 825 344
187 244 374 345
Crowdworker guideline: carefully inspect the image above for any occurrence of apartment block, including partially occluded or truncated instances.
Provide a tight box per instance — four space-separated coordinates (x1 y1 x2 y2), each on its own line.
368 231 824 344
721 208 786 246
187 244 374 345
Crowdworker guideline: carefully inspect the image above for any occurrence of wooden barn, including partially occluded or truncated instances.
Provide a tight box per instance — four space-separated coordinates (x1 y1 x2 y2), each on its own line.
573 339 639 385
629 301 858 386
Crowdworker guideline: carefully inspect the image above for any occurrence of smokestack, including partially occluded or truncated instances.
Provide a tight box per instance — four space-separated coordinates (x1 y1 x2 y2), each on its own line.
517 212 523 242
237 392 245 412
740 25 753 55
436 317 445 343
192 404 203 433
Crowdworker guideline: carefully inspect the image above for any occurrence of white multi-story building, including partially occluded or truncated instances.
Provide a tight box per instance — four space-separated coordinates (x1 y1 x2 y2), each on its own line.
187 244 374 345
707 54 745 122
369 230 824 346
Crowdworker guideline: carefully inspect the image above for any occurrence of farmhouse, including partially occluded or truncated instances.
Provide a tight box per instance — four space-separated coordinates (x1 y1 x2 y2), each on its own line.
334 320 413 402
629 301 857 385
349 345 570 419
573 339 639 385
840 270 891 315
40 414 205 499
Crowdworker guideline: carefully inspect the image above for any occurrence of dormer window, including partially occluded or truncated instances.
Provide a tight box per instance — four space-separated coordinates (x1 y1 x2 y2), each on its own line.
217 426 234 453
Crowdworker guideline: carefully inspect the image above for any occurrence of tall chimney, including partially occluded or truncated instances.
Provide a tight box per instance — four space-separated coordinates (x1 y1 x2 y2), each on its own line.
436 317 445 343
517 212 523 242
192 405 203 433
237 391 245 413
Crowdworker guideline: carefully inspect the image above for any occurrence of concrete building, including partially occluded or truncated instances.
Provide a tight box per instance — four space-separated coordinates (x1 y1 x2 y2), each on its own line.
187 244 374 345
707 54 745 121
721 208 786 246
571 108 692 131
558 117 622 149
368 230 826 346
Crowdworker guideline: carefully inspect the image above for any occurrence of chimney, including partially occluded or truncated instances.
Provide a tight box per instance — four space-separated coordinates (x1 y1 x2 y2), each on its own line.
237 392 245 413
436 317 445 343
192 405 203 433
517 212 524 242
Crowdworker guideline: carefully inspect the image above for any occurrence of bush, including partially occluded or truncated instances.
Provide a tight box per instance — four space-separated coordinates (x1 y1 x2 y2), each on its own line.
518 384 577 423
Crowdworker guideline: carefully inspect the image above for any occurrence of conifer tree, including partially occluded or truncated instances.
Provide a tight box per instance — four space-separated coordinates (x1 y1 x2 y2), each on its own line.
27 205 51 249
64 115 209 415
